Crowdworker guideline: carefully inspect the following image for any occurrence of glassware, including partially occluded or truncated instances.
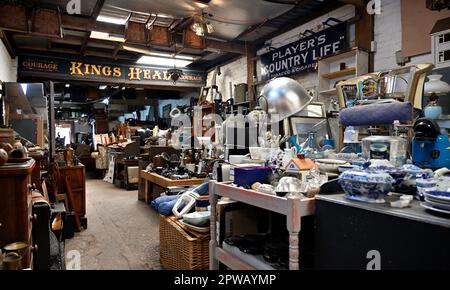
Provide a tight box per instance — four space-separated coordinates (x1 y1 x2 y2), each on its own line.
303 131 320 158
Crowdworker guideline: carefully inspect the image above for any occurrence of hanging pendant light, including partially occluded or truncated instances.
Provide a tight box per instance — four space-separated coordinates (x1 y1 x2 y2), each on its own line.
190 11 215 36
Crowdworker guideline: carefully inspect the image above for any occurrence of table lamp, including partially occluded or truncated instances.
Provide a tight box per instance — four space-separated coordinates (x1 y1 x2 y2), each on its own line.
259 77 312 123
424 74 450 119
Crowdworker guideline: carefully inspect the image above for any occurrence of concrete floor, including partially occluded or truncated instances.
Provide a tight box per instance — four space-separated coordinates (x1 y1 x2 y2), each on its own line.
65 178 162 270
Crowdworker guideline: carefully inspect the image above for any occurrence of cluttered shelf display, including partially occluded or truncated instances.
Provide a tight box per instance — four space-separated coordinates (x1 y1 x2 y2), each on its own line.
139 65 450 269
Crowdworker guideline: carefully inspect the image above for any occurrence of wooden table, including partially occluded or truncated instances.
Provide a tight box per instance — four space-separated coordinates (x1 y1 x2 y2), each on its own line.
140 171 206 203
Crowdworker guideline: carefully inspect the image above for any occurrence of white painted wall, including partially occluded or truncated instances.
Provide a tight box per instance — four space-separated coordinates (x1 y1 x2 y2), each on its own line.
0 40 17 82
374 0 402 71
374 0 434 71
206 56 248 101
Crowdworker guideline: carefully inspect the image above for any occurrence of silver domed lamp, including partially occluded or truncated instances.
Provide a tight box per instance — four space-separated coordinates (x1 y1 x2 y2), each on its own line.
257 77 313 149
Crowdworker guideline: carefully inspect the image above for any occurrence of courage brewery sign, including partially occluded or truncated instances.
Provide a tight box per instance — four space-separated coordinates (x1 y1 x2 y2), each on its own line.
261 22 348 80
19 56 205 87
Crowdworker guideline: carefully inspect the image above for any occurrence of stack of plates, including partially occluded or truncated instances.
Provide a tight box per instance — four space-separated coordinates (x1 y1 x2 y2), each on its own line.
421 191 450 215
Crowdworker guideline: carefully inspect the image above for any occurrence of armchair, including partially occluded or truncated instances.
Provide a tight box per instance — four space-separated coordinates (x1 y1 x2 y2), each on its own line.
91 144 109 178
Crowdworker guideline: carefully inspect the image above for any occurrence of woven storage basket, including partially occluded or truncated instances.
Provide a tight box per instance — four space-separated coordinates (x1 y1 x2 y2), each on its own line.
159 215 210 270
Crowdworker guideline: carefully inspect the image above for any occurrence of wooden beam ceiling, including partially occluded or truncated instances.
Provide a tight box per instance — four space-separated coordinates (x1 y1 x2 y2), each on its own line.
254 0 345 48
60 14 245 54
16 45 138 61
61 15 124 35
80 0 105 55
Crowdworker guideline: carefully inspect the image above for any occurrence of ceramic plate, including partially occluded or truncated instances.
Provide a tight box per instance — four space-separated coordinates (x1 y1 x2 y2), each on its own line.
420 202 450 215
425 191 450 201
424 193 450 204
424 198 450 211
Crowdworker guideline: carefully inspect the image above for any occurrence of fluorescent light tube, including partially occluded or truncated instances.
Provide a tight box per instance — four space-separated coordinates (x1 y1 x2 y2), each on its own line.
90 31 125 42
136 56 192 67
96 15 128 25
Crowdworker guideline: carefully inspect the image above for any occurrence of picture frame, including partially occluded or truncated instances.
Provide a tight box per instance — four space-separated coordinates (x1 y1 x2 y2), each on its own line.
294 102 326 118
288 116 329 147
290 117 328 136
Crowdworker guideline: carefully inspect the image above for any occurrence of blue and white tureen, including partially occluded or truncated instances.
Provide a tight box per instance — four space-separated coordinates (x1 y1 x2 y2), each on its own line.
339 170 395 203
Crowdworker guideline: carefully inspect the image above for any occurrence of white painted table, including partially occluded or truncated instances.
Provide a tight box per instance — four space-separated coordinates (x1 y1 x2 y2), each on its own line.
209 180 315 270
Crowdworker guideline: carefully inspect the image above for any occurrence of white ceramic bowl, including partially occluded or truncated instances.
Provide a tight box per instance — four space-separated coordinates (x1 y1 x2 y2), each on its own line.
182 211 210 227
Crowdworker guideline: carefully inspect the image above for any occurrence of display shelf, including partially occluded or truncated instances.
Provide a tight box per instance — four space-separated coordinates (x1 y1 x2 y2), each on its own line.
319 88 337 95
321 67 356 79
317 47 369 100
215 247 278 270
209 181 315 270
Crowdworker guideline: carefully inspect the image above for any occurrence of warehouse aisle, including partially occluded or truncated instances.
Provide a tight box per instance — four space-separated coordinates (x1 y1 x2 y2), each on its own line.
65 179 162 270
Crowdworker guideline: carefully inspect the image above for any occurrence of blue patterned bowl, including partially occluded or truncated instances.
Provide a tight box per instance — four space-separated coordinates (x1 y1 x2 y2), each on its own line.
427 190 450 198
339 170 395 203
397 164 433 193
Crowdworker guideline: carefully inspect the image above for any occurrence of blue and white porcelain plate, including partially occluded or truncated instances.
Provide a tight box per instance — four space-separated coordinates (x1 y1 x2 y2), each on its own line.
421 202 450 215
424 198 450 211
424 191 450 202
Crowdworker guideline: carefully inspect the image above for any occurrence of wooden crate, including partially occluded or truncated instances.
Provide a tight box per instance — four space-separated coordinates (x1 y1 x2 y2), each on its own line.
183 28 205 50
125 21 147 44
148 25 173 47
31 8 62 38
0 4 27 32
159 215 209 270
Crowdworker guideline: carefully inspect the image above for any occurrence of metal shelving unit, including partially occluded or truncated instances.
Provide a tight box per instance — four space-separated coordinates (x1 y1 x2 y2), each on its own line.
209 181 315 270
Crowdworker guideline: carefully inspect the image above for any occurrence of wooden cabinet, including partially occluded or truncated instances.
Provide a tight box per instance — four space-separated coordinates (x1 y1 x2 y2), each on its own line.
29 151 44 191
0 159 36 269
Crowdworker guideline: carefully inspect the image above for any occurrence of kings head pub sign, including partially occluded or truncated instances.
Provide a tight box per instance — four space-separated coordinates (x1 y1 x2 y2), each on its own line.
19 55 206 87
260 22 348 80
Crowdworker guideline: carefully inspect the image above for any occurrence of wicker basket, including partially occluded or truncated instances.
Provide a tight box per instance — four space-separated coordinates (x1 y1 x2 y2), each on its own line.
159 215 210 270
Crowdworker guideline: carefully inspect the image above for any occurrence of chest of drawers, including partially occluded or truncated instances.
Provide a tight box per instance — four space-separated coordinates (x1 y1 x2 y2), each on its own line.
0 159 36 269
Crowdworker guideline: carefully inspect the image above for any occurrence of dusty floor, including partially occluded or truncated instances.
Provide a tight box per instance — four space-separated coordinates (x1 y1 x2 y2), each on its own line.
65 178 162 270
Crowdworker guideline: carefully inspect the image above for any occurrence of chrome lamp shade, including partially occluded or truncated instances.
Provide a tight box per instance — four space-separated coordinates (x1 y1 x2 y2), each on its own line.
259 77 312 122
